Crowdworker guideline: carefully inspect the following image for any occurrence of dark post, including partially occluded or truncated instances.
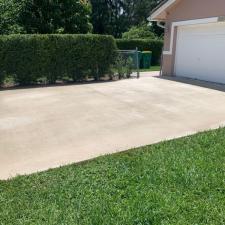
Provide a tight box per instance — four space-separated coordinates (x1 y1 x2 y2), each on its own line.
136 47 140 79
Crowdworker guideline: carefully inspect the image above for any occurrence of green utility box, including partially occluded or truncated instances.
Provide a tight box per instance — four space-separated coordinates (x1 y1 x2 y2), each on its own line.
141 51 152 69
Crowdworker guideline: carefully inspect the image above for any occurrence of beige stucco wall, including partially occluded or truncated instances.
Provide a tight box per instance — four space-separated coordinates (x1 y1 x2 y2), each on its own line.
162 0 225 76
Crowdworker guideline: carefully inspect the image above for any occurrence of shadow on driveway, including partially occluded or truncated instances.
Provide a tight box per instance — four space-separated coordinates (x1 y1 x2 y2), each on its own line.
0 79 120 92
155 75 225 93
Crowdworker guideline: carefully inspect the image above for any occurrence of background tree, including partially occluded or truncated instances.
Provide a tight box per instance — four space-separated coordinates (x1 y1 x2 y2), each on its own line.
90 0 163 38
122 23 157 39
125 0 161 25
18 0 92 34
0 0 163 37
90 0 127 38
0 0 92 34
0 0 25 34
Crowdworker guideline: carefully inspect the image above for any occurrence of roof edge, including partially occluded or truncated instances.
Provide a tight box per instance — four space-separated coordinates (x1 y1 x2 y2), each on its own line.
148 0 178 21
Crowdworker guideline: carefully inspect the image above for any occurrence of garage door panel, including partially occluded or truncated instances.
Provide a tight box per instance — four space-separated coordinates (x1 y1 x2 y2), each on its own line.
175 23 225 84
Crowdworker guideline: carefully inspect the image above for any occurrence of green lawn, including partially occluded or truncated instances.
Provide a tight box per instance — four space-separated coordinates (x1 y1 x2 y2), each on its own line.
140 65 160 72
1 128 225 225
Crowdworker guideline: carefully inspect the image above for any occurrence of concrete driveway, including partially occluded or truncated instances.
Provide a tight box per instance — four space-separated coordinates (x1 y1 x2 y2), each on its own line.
1 73 225 179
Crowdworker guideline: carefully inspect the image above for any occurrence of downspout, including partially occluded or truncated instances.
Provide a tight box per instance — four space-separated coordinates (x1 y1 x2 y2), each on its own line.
156 21 166 76
157 21 166 29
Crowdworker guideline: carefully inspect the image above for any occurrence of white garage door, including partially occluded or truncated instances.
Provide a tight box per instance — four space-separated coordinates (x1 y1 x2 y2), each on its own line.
175 22 225 84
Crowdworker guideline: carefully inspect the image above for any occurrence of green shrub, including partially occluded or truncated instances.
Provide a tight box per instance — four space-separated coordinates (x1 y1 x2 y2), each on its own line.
122 24 156 39
116 39 163 65
0 34 117 86
0 72 4 86
114 54 126 79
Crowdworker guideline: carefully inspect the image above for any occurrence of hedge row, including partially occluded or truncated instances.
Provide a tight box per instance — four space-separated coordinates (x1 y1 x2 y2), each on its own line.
0 34 117 85
116 39 163 65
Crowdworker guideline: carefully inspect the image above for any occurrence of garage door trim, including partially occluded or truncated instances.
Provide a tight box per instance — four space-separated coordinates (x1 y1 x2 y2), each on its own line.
174 22 225 84
164 17 219 55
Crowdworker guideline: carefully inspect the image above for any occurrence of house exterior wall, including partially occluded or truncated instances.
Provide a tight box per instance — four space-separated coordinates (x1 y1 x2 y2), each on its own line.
162 0 225 76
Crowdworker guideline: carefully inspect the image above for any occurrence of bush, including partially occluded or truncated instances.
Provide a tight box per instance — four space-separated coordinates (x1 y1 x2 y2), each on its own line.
122 24 156 40
116 39 163 65
0 34 117 85
114 54 133 80
0 72 4 86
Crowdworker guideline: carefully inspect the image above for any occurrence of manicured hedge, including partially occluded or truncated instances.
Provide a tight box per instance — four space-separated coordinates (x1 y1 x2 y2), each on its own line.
0 34 117 85
116 39 163 65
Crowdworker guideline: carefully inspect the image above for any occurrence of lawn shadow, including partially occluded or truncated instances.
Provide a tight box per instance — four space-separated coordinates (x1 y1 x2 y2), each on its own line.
155 75 225 93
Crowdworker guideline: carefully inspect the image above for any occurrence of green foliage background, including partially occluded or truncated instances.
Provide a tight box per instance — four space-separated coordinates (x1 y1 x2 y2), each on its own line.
122 24 157 40
0 0 164 38
0 0 92 35
90 0 163 38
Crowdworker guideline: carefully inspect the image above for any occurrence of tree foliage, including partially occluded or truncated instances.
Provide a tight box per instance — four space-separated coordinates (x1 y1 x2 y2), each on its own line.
90 0 163 38
0 0 164 37
90 0 127 38
122 24 157 39
0 0 92 34
0 0 25 34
